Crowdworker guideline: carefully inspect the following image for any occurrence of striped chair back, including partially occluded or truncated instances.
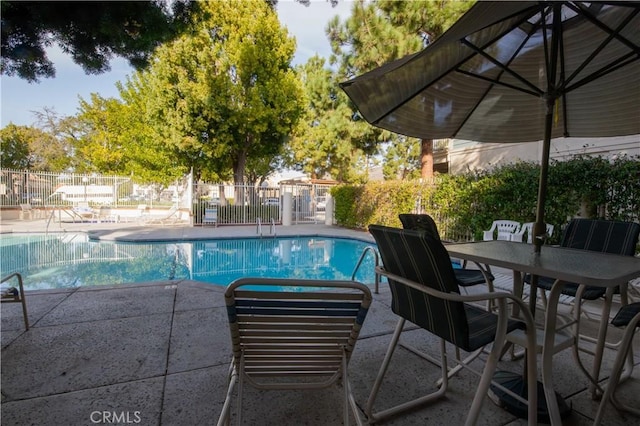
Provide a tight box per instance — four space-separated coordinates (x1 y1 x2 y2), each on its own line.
224 278 372 388
561 219 640 255
368 224 474 350
398 214 441 240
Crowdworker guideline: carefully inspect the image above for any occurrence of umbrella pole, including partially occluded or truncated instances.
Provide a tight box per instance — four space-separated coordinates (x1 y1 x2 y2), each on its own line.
533 96 554 253
492 96 569 422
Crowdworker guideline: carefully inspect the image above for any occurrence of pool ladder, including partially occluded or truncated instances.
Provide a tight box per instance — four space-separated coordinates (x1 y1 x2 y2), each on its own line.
256 217 276 238
351 246 381 294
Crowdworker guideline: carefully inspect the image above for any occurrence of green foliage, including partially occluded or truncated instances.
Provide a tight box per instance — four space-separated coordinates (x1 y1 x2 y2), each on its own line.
287 55 377 182
76 83 184 184
328 0 474 178
143 0 304 184
331 184 363 228
333 156 640 242
0 122 71 171
0 124 32 169
1 0 195 82
332 180 423 229
383 136 421 179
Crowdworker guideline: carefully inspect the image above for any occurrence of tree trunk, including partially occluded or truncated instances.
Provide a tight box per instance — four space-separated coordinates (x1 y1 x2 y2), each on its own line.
233 155 246 185
420 138 434 179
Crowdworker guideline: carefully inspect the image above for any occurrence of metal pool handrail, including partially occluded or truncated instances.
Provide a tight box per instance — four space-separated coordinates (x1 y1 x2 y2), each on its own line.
351 246 380 294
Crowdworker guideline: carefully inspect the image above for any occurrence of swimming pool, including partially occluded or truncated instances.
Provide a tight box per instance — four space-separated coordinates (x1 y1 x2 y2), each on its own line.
0 233 378 290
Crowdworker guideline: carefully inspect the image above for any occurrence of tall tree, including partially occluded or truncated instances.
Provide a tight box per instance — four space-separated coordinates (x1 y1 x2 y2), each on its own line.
0 124 34 169
0 123 71 171
287 55 380 183
383 136 421 180
1 0 195 82
143 0 304 184
328 0 473 179
71 78 185 184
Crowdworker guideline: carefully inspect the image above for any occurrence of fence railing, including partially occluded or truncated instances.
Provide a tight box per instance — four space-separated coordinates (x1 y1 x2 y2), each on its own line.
1 168 335 226
192 181 332 226
0 168 170 209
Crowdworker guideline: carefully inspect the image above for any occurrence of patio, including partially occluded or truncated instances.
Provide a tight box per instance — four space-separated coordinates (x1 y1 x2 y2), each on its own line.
1 219 638 425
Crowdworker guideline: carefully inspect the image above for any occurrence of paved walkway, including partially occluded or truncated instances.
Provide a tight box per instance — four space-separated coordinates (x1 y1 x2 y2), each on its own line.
1 218 638 425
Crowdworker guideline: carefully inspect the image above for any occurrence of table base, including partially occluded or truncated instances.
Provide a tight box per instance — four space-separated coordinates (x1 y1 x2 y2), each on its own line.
489 371 571 423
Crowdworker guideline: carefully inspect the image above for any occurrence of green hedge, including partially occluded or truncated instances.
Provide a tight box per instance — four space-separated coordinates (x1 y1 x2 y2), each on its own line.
332 155 640 244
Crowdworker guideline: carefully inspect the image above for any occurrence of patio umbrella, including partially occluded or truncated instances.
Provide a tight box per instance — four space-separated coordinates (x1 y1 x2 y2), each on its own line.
340 1 640 253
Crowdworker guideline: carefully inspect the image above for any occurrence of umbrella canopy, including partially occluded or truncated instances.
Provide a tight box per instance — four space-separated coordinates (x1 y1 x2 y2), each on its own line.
340 1 640 251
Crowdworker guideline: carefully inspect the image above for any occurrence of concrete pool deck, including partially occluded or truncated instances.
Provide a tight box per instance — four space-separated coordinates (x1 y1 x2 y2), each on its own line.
1 217 639 425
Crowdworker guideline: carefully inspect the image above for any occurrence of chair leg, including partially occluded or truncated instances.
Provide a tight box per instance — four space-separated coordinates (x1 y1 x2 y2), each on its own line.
593 312 640 425
235 353 246 426
365 318 405 422
342 350 349 426
466 311 507 426
366 318 448 423
341 349 365 426
216 362 238 426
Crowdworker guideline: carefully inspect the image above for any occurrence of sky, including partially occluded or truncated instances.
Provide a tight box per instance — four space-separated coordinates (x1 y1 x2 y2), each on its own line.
0 0 354 128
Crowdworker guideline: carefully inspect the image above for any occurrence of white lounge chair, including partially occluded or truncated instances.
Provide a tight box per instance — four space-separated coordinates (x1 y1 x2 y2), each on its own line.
146 206 180 225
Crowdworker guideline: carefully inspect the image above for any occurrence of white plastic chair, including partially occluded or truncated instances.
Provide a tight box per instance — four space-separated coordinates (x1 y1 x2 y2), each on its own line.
510 222 555 243
482 220 521 241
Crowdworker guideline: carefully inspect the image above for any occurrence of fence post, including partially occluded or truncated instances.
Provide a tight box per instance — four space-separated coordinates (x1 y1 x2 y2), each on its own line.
282 192 292 226
325 194 334 226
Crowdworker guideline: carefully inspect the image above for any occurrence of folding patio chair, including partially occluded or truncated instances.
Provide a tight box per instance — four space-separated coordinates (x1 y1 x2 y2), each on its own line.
217 278 372 426
399 214 496 292
593 302 640 424
522 219 640 394
366 225 537 426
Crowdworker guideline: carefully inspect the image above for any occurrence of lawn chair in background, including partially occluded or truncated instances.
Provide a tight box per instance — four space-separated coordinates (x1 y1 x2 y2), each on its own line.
217 277 372 426
136 204 150 223
510 222 555 244
482 220 521 241
399 213 496 294
19 203 41 220
146 205 180 225
72 202 97 221
203 206 218 227
98 206 118 223
366 225 537 425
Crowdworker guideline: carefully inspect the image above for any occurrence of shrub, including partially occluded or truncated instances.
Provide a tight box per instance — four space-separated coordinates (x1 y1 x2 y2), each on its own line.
332 155 640 244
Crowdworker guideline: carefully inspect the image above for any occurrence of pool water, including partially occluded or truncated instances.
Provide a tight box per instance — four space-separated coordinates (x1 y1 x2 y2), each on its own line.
0 234 378 290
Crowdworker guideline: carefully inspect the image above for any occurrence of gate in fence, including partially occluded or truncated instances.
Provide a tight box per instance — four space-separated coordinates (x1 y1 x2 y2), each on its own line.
192 181 334 226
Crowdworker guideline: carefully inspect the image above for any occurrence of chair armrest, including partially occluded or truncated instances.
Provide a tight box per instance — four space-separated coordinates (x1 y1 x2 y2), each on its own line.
510 229 526 242
483 230 494 240
375 266 536 334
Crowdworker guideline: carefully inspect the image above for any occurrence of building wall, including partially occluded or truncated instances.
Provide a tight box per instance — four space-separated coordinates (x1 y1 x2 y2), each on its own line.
448 135 640 174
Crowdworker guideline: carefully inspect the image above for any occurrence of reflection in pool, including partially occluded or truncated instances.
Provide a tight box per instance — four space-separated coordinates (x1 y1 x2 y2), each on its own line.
0 233 378 290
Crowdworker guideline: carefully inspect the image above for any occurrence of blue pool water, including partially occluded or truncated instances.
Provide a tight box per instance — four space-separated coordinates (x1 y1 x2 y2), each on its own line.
0 234 378 290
